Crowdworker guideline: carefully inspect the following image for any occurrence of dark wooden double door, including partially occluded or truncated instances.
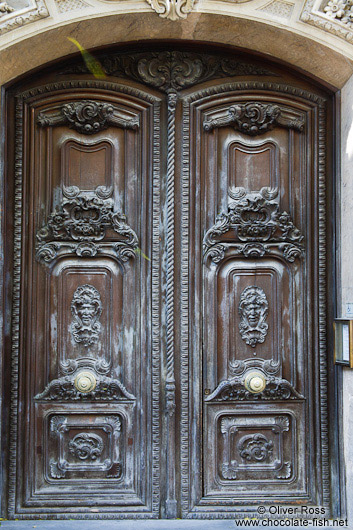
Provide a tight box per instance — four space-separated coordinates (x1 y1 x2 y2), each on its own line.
5 49 332 519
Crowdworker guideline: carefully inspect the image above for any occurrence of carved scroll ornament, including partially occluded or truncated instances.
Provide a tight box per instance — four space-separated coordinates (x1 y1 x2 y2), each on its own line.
146 0 195 20
203 187 304 264
34 372 135 401
239 286 269 348
63 51 277 92
36 188 138 265
70 285 102 347
203 103 305 136
37 100 139 135
205 376 303 402
239 434 273 462
69 433 104 461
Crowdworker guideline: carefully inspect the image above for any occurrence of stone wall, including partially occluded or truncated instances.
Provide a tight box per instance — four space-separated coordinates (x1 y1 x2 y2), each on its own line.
341 72 353 525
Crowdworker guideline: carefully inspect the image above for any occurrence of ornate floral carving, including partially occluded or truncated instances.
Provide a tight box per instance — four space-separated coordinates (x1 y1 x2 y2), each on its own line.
106 462 122 479
146 0 196 20
0 0 48 36
50 415 68 433
34 374 135 401
205 376 303 401
239 286 269 348
63 52 277 92
70 285 102 347
203 103 305 136
69 433 104 461
322 0 353 27
203 187 304 264
37 100 139 134
239 434 273 462
301 0 353 42
36 189 138 265
103 415 122 434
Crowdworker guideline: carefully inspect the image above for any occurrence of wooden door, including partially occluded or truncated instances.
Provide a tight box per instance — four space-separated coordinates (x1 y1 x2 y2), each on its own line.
4 49 333 519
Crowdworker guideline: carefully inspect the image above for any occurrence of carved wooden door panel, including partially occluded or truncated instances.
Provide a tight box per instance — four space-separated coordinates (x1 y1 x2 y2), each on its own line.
8 85 162 517
5 50 332 519
178 85 330 517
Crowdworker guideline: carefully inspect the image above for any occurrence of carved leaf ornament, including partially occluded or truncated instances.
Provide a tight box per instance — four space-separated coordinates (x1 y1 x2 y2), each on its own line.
239 434 273 462
203 187 304 264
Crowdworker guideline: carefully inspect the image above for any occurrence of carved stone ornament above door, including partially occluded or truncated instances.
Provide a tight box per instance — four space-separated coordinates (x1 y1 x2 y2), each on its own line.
145 0 196 20
0 0 48 36
301 0 353 43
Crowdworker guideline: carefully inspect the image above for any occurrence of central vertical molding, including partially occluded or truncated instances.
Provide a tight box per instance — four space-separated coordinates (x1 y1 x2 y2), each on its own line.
165 90 177 518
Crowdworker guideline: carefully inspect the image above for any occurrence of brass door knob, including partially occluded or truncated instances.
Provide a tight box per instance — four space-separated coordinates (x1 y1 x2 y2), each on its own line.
74 371 97 393
244 370 266 394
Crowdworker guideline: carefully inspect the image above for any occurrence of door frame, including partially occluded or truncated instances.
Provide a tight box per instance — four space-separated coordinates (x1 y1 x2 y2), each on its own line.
0 42 343 519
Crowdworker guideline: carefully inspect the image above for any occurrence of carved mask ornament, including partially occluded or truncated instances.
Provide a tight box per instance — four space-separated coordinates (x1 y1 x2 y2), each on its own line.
239 286 269 348
71 284 102 347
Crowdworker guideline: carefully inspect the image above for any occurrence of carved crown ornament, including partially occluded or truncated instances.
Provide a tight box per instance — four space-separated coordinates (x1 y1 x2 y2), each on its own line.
203 187 304 265
37 100 140 134
62 51 278 92
35 187 139 266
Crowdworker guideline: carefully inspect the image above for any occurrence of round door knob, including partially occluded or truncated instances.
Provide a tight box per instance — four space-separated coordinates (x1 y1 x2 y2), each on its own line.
74 371 97 393
244 371 266 394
